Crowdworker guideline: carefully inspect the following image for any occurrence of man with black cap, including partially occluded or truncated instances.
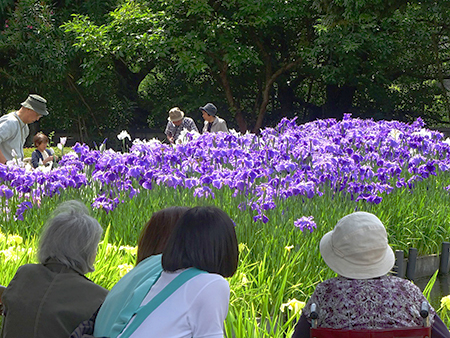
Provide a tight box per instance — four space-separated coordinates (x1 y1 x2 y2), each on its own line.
200 103 228 133
0 94 49 164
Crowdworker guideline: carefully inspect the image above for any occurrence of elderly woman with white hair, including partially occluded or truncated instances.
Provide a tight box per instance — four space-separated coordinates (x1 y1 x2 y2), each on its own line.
1 200 108 338
292 211 450 338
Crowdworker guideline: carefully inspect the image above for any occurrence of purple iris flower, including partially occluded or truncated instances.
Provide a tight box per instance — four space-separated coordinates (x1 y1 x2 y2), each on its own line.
409 155 425 167
140 179 152 190
0 184 14 199
212 179 223 190
4 115 450 221
237 202 247 211
253 213 269 223
262 200 276 210
92 194 119 213
193 186 215 199
294 216 317 233
235 181 246 191
15 201 33 221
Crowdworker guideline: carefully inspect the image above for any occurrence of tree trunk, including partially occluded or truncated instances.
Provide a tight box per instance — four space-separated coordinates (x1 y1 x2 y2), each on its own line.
324 84 356 119
214 59 248 132
113 58 154 126
66 74 102 139
432 33 450 121
252 60 302 133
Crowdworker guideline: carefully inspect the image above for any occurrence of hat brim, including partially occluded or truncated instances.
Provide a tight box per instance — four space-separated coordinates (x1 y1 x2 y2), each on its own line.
199 106 216 117
21 101 49 116
319 230 395 279
168 117 183 122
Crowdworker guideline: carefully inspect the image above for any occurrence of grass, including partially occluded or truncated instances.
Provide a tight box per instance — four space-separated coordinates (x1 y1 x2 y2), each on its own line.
1 172 450 336
23 146 72 159
1 149 450 336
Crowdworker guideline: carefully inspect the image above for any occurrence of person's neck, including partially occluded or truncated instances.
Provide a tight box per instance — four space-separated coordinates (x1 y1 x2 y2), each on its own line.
208 116 216 123
15 108 27 124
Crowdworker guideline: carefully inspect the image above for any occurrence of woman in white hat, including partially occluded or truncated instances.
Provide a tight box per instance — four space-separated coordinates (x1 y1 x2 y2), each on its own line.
292 211 450 338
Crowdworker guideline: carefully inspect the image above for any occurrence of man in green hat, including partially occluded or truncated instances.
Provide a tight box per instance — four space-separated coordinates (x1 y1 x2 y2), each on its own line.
0 94 49 164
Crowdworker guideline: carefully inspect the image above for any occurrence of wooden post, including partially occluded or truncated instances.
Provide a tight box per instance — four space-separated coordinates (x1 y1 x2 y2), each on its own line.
440 242 450 275
406 248 418 281
393 250 405 278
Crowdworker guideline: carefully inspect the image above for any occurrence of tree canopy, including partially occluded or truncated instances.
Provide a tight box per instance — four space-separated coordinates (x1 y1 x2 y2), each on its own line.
1 0 450 141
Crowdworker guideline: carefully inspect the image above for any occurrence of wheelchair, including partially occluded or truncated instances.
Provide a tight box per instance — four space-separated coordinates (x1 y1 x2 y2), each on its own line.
309 302 431 338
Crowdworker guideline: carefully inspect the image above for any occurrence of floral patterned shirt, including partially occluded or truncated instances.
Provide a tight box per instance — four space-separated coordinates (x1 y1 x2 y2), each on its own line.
302 275 435 330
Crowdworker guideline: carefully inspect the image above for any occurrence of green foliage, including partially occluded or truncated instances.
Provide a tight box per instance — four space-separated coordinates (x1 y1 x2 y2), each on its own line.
61 0 316 131
62 2 166 81
0 0 134 143
23 146 71 158
61 0 450 132
309 0 450 122
2 172 450 334
2 0 450 138
423 270 439 302
0 0 69 88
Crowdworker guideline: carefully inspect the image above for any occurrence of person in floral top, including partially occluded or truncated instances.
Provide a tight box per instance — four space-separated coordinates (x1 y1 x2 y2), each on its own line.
292 211 450 338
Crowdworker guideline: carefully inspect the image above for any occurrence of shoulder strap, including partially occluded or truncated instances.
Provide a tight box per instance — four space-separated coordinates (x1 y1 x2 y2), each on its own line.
119 268 206 338
12 112 24 141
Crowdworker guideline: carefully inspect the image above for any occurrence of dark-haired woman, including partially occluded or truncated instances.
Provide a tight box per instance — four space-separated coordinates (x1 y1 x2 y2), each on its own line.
92 206 189 338
118 206 239 338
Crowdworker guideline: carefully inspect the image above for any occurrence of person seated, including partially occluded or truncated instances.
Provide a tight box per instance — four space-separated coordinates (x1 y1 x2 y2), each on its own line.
1 200 108 338
115 206 238 338
92 206 190 338
0 284 5 316
200 103 228 133
31 132 56 168
292 211 450 338
165 107 199 144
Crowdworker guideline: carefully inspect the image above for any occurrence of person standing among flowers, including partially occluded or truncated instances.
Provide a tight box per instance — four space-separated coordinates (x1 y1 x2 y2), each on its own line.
200 102 228 133
0 94 49 164
292 211 450 338
165 107 199 143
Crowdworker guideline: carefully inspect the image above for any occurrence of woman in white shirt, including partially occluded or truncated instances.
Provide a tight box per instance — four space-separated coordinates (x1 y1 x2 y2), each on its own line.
119 206 239 338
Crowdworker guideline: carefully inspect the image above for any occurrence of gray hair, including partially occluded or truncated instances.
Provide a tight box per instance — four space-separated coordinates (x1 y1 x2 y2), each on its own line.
38 200 103 275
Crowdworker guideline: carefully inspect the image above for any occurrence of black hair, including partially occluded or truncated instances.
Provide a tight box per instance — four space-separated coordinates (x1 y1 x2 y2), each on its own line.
162 206 239 278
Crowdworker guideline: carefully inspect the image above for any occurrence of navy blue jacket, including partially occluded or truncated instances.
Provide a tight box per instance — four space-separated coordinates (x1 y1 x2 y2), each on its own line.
31 149 52 168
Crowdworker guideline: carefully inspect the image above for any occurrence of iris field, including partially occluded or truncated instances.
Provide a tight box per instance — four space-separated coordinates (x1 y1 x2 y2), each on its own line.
2 115 450 336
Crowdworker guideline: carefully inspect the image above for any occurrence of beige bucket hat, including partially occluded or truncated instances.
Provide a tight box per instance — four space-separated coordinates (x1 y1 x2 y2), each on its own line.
319 211 395 279
168 107 184 122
